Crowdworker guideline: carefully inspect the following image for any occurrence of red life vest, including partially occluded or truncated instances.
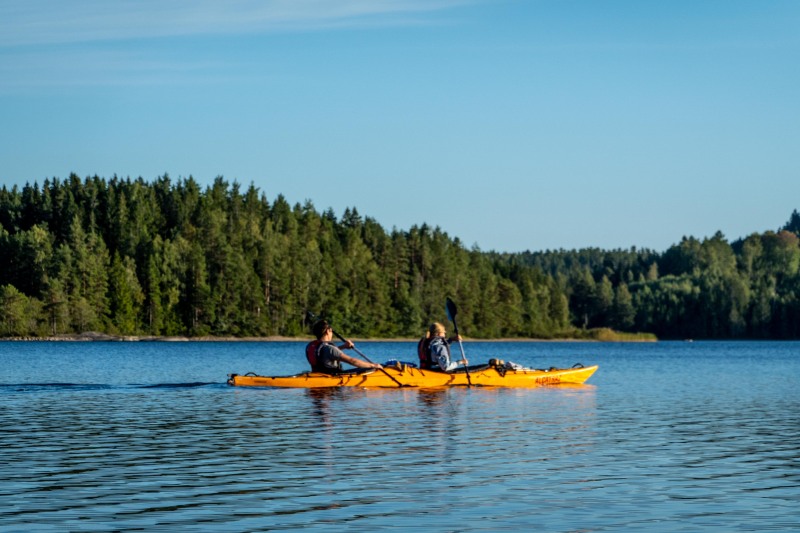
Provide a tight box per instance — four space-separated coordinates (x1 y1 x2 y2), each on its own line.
306 340 341 373
417 337 433 369
306 340 324 371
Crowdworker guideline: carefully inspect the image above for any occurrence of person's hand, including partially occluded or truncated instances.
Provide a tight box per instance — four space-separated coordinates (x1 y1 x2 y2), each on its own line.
340 339 355 349
460 359 469 366
449 334 462 342
372 363 383 369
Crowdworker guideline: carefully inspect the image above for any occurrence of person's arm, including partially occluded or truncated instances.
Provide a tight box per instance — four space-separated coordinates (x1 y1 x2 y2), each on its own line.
325 340 380 369
447 334 462 344
444 358 468 371
330 342 382 369
431 341 454 371
434 340 467 371
446 335 467 368
338 353 381 369
338 338 355 350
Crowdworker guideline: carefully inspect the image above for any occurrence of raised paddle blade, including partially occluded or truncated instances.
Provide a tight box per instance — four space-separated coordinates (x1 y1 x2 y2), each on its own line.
445 297 471 386
446 297 457 322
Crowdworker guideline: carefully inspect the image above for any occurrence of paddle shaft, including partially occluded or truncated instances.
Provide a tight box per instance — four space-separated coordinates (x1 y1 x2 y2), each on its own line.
451 317 472 386
446 298 472 387
329 329 372 363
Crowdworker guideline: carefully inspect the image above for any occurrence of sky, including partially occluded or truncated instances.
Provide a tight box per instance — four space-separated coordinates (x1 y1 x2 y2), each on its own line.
1 0 798 253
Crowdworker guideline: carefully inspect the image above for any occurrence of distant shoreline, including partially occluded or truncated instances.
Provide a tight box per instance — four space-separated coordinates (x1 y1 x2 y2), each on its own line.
1 332 656 343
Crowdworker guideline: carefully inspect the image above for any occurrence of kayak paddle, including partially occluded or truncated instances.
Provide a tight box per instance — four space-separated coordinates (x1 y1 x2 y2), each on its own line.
445 297 471 387
306 311 405 387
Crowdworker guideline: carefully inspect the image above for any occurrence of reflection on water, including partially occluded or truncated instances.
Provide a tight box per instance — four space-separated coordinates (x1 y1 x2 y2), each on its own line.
0 341 798 531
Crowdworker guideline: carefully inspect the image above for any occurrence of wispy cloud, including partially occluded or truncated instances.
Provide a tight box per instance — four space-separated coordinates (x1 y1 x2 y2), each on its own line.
1 0 475 47
1 47 236 91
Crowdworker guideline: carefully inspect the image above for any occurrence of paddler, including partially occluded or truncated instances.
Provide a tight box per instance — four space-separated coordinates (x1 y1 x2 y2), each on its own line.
306 320 383 374
417 322 466 372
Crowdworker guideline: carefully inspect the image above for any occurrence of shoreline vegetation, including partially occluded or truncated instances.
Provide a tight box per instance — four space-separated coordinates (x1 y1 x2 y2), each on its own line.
2 176 799 341
3 328 658 343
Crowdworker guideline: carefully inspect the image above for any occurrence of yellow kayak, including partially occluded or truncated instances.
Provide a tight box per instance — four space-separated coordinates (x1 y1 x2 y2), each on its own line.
227 361 598 389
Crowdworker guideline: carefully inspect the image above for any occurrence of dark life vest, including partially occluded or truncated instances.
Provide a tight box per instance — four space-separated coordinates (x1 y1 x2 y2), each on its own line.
417 337 434 369
306 340 340 374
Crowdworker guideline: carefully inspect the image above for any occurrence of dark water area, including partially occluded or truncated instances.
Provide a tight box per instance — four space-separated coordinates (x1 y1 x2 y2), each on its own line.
1 341 798 531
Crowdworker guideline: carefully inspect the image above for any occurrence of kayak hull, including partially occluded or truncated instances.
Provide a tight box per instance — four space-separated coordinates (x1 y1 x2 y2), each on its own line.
227 363 598 389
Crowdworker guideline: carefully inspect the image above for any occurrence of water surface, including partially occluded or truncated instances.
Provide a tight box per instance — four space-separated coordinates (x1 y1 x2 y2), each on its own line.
1 341 798 531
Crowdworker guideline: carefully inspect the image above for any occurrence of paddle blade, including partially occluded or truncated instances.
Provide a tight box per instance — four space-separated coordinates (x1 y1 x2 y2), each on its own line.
446 297 458 322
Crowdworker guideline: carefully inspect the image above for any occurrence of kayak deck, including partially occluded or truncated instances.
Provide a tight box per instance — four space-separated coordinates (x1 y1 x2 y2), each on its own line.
227 362 598 389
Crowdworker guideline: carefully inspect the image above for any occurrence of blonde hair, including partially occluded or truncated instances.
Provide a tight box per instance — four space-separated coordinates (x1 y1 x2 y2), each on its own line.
426 322 446 339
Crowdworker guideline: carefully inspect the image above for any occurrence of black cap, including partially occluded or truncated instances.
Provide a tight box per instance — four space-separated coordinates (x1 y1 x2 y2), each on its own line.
313 320 330 339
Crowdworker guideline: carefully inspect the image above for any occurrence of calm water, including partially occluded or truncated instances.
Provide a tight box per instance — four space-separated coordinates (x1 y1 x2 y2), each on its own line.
1 340 798 532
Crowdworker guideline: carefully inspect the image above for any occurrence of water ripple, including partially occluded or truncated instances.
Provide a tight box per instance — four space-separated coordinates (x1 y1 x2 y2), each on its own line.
1 342 799 531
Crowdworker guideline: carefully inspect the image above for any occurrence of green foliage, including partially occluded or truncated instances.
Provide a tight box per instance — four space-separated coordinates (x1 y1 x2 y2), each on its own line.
1 176 800 339
497 212 800 339
0 284 42 336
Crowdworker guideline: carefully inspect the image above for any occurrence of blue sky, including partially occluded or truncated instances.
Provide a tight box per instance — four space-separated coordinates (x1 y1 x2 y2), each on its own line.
1 0 798 253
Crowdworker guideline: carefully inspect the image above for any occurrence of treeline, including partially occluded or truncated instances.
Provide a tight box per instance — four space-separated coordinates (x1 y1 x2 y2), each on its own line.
0 174 798 340
0 174 570 338
498 209 800 339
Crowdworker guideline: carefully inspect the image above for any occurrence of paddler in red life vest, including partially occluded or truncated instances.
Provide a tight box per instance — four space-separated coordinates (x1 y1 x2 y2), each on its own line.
417 322 466 372
306 320 383 374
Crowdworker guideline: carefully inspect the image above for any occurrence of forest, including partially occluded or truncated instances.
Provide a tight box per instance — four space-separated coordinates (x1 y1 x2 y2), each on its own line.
1 174 799 340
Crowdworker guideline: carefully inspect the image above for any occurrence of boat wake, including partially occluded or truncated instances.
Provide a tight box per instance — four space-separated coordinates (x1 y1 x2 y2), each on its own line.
139 382 221 389
0 382 224 392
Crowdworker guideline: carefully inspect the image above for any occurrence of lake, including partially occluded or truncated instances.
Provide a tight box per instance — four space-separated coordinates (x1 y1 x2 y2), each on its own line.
1 340 798 532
